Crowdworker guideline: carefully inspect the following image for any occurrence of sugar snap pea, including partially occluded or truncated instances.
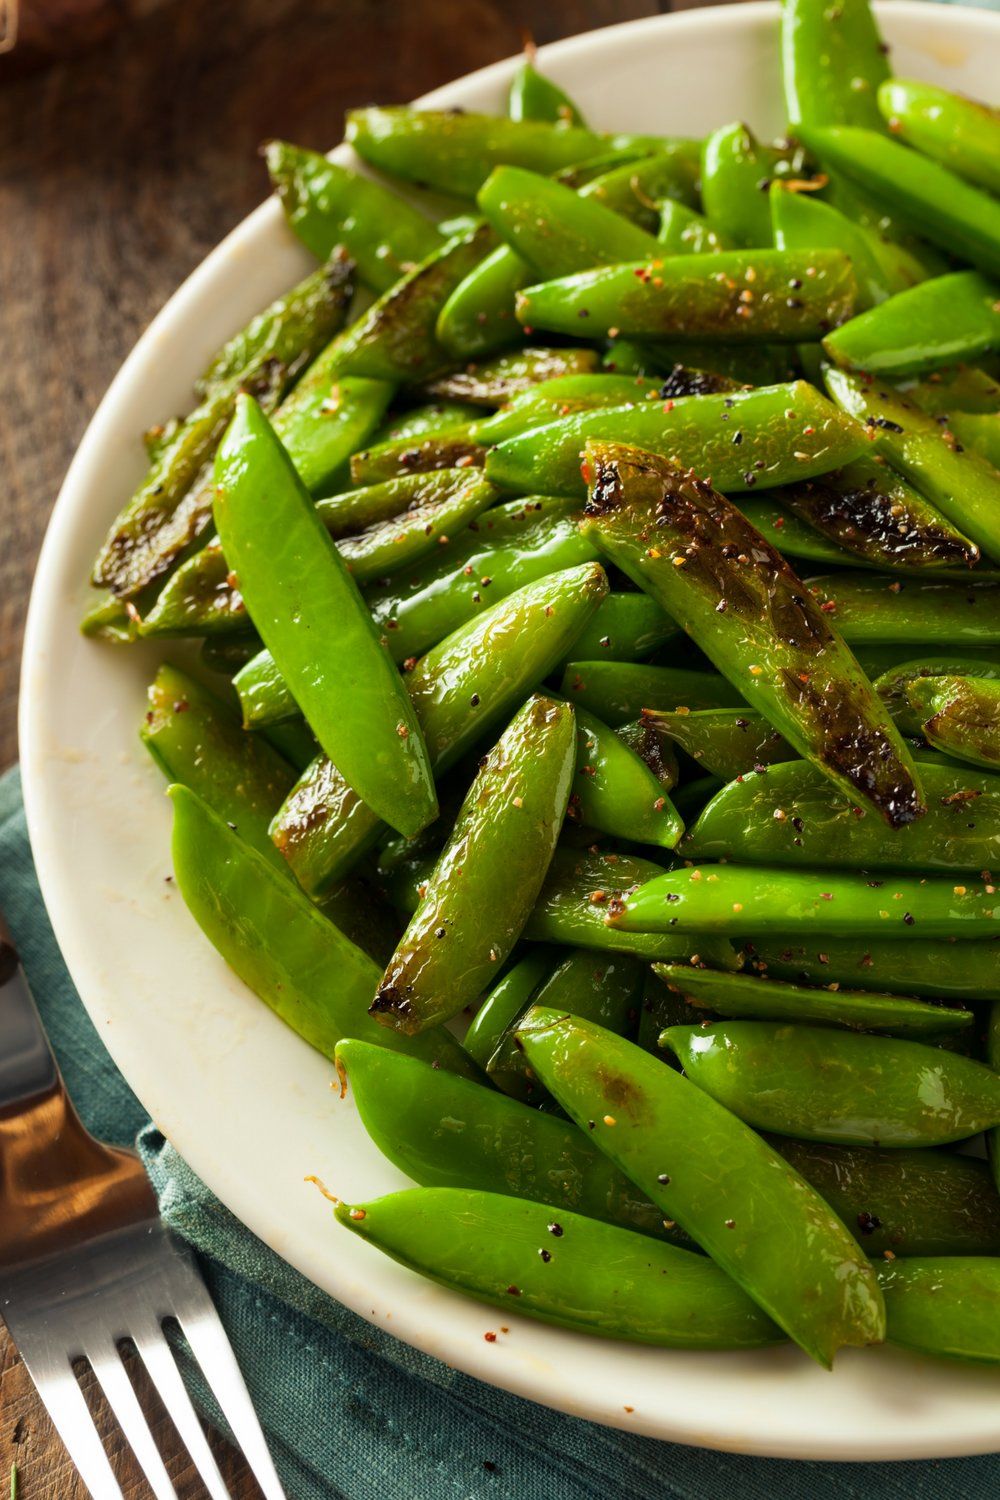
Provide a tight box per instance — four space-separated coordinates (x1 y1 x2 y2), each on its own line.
557 593 678 667
807 572 1000 646
664 1021 1000 1147
518 1009 884 1364
907 676 1000 769
272 360 394 497
560 662 742 726
424 346 598 406
371 401 481 444
700 125 797 249
486 381 870 497
463 952 554 1070
951 411 1000 472
824 271 1000 377
748 936 1000 1003
878 79 1000 196
567 703 683 849
645 708 796 780
657 201 730 256
475 374 664 444
781 0 888 131
479 164 658 275
316 468 497 536
371 696 576 1034
653 963 972 1037
874 654 1000 734
349 430 486 484
876 1258 1000 1364
329 473 496 585
214 395 436 839
734 499 854 567
582 441 923 826
685 758 1000 872
508 60 586 126
770 183 925 309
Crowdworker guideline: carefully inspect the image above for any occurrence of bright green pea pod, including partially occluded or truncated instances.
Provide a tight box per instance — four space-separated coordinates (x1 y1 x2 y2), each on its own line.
519 1009 883 1365
486 950 642 1104
214 395 436 840
436 244 532 358
168 785 474 1077
700 125 784 248
874 654 1000 734
272 362 394 497
808 571 1000 646
345 107 666 198
737 498 852 567
647 708 796 780
577 148 702 224
878 79 1000 197
371 697 576 1035
781 0 888 130
479 164 657 274
823 175 951 279
91 260 355 600
557 593 678 667
876 1258 1000 1364
264 140 441 291
582 442 924 827
658 201 730 255
952 411 1000 471
141 664 295 869
616 718 679 791
765 457 981 573
903 365 1000 417
560 661 741 726
332 223 495 384
654 963 971 1038
369 401 481 445
769 182 924 309
486 381 870 498
568 704 683 849
773 1137 1000 1258
424 346 598 407
616 864 1000 940
335 1185 782 1350
233 650 298 727
316 469 497 536
799 125 1000 277
664 1021 1000 1148
908 675 1000 770
685 757 1000 872
270 564 608 891
367 494 596 665
463 952 554 1070
336 1037 687 1243
518 250 856 344
507 60 585 125
476 374 665 445
750 935 1000 1002
824 272 1000 378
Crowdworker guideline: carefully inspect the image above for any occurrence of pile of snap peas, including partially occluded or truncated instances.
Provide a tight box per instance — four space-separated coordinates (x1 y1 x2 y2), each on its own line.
84 0 1000 1369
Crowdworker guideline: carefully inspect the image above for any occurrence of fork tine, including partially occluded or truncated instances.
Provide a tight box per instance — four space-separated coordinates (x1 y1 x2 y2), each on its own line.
131 1320 231 1500
13 1341 124 1499
87 1338 178 1500
176 1293 287 1500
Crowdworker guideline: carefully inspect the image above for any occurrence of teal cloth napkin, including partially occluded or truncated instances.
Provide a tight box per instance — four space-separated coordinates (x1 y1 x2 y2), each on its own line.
3 762 999 1498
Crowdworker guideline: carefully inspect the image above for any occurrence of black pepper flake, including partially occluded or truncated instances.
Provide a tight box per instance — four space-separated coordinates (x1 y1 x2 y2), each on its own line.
506 1284 522 1296
470 693 481 706
657 1173 670 1185
539 1248 552 1262
548 1222 564 1237
435 926 447 939
857 1210 882 1235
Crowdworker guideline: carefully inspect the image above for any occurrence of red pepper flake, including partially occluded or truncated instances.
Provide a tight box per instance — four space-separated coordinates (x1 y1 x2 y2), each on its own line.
396 723 409 738
484 1331 497 1343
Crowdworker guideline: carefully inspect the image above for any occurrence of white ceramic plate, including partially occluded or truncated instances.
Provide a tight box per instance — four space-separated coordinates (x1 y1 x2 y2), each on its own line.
21 0 1000 1460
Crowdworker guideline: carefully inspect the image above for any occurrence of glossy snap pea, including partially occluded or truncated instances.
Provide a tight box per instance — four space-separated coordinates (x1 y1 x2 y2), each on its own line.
92 259 355 599
508 60 585 125
878 79 1000 196
576 147 701 224
264 139 441 290
332 223 495 384
463 952 554 1070
657 201 730 256
904 365 1000 417
479 164 657 272
329 473 496 586
770 184 925 310
876 1258 1000 1364
336 1185 782 1350
685 758 1000 872
519 1009 883 1365
664 1021 1000 1147
475 374 664 444
567 703 683 848
646 708 796 780
371 696 576 1034
371 401 481 444
486 381 870 497
653 963 972 1037
270 564 608 892
616 717 679 791
436 244 534 358
214 395 435 839
349 430 486 484
168 784 474 1075
799 125 1000 277
557 593 678 667
273 360 394 497
734 500 851 567
700 125 798 248
824 272 1000 377
366 494 596 664
908 676 1000 769
140 543 246 638
424 346 598 406
517 250 856 343
316 468 497 536
336 1038 685 1243
616 864 1000 940
874 654 1000 734
582 442 923 826
807 572 1000 646
772 1137 1000 1258
782 0 888 130
560 661 741 726
749 935 1000 1003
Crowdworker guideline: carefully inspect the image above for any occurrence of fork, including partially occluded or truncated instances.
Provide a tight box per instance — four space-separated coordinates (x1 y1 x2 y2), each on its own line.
0 907 286 1499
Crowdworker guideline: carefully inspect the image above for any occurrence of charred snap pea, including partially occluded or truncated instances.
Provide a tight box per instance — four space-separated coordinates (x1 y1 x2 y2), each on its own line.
424 346 598 406
168 785 475 1076
645 708 796 780
807 573 1000 646
567 703 683 848
685 758 1000 872
139 543 246 638
770 183 925 309
371 696 576 1035
327 474 496 585
91 258 355 600
518 1009 884 1365
616 717 680 791
664 1021 1000 1147
336 1186 782 1350
874 654 1000 734
781 0 888 131
336 1037 684 1243
557 593 678 666
824 271 1000 377
748 935 1000 1003
316 468 497 536
878 79 1000 196
508 60 586 126
478 165 658 276
615 864 1000 939
486 381 870 497
516 250 857 344
349 430 486 484
270 565 607 893
907 676 1000 769
213 395 436 839
560 661 742 726
581 441 924 826
264 140 441 290
875 1258 1000 1365
736 500 856 567
653 963 972 1037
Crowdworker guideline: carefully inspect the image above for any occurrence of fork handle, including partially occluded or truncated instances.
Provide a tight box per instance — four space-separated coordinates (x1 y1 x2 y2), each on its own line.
0 909 60 1111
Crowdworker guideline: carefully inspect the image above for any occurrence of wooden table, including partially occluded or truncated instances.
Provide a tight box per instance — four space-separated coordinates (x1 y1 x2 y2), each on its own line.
0 0 713 1490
